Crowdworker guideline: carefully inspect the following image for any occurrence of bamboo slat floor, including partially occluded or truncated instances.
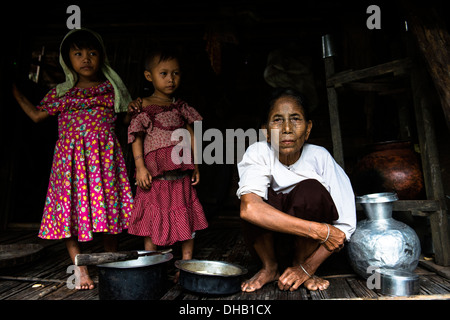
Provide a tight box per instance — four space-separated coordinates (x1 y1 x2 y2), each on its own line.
1 217 450 301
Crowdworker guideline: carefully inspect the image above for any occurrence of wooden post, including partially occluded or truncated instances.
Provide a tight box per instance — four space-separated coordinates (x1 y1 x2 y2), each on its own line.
322 35 345 168
400 1 450 266
401 1 450 131
410 60 450 266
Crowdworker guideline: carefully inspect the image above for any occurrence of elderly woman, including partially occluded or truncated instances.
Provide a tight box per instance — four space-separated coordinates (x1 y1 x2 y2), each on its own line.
237 88 356 292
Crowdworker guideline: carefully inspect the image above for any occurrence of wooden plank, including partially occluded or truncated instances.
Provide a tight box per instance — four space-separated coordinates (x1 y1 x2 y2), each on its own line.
427 275 450 292
326 58 412 87
346 277 379 299
319 278 357 299
419 276 450 295
356 200 440 216
161 284 185 300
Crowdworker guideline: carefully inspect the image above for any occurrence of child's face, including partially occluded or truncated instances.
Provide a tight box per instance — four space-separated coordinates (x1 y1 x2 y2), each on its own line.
69 46 101 81
144 58 180 97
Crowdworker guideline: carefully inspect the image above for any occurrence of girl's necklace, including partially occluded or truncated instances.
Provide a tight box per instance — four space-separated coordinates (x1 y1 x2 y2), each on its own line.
151 94 175 103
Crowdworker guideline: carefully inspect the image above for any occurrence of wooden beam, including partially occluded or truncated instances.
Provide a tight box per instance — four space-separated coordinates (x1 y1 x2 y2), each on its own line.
356 200 440 216
326 58 412 87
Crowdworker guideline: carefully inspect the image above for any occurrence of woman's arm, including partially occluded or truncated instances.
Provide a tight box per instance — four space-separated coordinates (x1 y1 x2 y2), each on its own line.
12 84 49 123
240 192 345 252
131 133 152 190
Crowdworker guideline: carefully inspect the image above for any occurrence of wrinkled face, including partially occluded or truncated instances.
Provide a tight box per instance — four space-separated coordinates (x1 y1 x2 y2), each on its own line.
68 46 101 81
266 96 312 165
144 57 181 97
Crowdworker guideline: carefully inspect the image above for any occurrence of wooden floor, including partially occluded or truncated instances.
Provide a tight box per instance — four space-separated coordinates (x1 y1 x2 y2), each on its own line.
1 216 450 301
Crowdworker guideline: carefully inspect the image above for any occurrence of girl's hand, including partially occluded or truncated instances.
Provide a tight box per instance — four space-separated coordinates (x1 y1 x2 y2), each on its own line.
128 97 143 113
135 167 152 190
191 168 200 186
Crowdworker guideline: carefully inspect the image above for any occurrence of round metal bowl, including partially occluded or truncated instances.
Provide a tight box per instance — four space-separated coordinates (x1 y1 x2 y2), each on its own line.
175 260 247 295
376 269 420 296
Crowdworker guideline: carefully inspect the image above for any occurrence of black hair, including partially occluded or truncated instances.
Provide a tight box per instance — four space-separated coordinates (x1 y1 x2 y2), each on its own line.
262 87 310 127
144 47 181 71
61 30 104 69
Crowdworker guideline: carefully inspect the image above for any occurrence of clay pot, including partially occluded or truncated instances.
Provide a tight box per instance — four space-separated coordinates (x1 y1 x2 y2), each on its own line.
353 141 424 200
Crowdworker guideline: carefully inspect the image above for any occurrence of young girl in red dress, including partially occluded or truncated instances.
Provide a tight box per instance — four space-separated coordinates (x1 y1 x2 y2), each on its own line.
128 49 208 273
12 28 134 290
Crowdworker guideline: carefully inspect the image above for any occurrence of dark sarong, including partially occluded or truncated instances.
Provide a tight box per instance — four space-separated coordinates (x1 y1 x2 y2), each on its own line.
242 179 339 268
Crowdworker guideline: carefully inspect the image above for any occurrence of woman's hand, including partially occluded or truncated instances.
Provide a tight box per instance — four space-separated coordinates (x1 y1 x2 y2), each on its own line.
135 167 152 190
319 223 346 252
128 97 143 113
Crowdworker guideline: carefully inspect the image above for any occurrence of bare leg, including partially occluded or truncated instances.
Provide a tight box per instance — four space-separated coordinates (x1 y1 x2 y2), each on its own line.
144 236 157 251
181 238 194 260
173 239 195 283
241 232 280 292
103 234 119 252
65 237 94 290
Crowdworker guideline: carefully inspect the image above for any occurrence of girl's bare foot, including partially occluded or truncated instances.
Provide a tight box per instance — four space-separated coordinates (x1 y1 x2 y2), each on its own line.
76 266 95 290
241 268 280 292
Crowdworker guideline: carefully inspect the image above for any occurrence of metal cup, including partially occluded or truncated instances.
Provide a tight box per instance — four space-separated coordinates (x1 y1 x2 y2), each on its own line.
321 34 336 58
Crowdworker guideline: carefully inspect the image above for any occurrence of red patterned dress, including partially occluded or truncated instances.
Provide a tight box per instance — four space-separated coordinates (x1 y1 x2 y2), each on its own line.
127 100 208 246
37 81 133 241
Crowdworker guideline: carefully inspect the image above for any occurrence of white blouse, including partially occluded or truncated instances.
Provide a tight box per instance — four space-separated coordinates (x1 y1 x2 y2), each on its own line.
236 141 356 240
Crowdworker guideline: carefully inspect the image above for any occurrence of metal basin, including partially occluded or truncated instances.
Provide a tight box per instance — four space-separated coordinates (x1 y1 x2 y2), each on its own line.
175 260 247 295
376 269 420 296
97 251 173 300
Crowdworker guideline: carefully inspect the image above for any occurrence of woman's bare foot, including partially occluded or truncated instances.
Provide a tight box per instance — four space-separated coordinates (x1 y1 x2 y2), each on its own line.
304 276 329 291
76 266 95 290
241 268 280 292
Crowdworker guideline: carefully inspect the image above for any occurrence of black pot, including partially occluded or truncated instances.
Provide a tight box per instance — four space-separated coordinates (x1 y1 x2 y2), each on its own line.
175 260 247 295
97 252 173 300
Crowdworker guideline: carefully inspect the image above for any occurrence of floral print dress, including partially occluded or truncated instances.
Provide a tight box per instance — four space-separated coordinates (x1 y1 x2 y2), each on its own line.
37 81 133 241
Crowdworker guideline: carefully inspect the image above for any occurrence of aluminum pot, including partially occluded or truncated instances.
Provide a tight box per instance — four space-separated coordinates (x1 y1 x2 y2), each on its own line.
347 192 421 279
175 260 247 295
97 251 173 300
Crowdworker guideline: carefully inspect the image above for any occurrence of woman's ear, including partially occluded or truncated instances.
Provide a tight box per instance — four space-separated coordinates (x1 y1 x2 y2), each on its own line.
144 70 153 82
305 120 313 141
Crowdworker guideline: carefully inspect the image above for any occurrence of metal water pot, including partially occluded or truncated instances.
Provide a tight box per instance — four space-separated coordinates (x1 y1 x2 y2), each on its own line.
347 192 421 278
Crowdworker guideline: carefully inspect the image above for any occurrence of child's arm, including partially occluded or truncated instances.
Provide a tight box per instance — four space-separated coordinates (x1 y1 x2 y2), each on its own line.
12 84 49 123
132 132 152 190
186 123 200 186
123 98 143 125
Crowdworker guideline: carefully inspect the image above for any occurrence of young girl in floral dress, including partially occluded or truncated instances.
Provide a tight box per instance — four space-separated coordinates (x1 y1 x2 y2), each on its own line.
128 49 208 279
12 28 134 290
